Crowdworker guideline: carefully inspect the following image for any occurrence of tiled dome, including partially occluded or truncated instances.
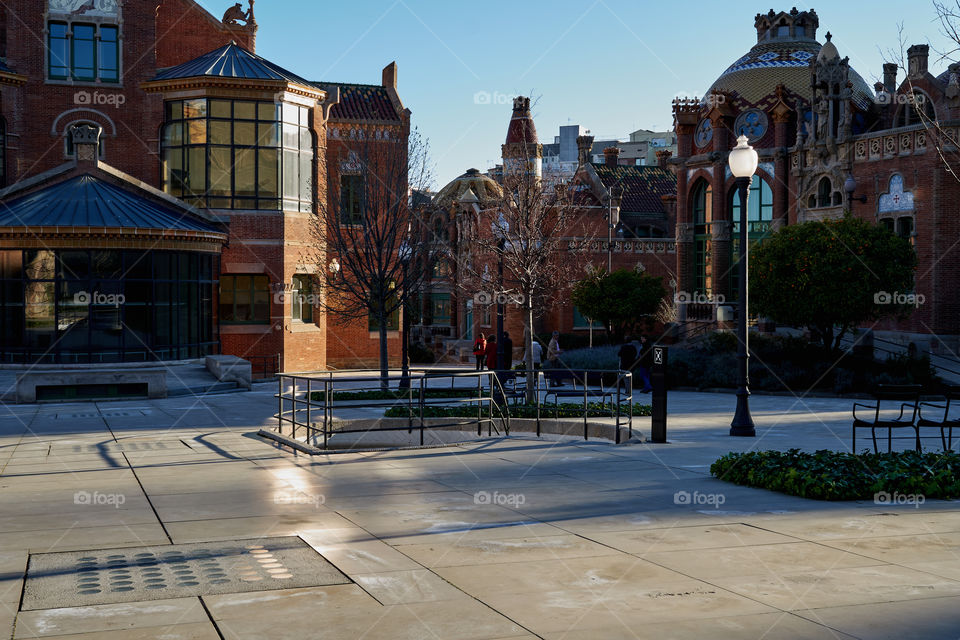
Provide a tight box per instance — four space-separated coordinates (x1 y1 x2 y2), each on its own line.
433 169 502 209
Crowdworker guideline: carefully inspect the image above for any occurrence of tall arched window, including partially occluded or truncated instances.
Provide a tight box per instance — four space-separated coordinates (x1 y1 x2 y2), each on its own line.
729 178 774 299
691 179 712 295
895 91 936 127
816 177 832 208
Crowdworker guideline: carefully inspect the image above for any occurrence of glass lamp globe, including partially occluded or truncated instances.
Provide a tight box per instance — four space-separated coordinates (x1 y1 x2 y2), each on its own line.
728 135 759 178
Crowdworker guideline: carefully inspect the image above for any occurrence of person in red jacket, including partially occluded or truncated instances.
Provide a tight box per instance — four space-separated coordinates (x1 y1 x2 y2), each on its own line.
484 335 498 370
472 333 486 370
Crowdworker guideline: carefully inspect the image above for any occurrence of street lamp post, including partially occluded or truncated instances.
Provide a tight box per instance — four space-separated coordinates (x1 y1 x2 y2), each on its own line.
844 174 867 212
492 214 508 377
606 187 622 272
728 135 758 437
398 232 413 390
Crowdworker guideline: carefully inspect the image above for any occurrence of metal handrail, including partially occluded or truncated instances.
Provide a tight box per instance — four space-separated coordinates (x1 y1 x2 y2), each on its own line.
274 368 636 448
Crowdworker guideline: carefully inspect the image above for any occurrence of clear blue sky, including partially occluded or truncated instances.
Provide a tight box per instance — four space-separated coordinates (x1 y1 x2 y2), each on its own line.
199 1 952 187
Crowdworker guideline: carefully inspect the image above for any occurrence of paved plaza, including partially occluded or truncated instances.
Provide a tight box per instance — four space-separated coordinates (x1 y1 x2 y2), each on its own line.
0 384 958 639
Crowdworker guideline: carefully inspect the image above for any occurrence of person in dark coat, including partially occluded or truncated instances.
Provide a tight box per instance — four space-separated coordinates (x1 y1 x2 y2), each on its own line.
636 335 653 393
484 335 498 370
501 331 514 370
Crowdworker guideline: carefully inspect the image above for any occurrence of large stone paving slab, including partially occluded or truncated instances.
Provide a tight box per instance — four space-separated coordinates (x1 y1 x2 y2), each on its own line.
21 536 349 610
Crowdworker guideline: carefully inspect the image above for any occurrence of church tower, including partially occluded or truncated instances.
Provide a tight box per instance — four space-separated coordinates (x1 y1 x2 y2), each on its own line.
501 96 543 182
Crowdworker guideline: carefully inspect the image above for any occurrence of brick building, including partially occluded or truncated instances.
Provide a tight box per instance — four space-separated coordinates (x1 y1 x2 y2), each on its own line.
0 0 409 371
672 7 960 352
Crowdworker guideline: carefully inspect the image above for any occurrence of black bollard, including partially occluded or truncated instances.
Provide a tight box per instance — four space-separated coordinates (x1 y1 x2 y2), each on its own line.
650 345 668 443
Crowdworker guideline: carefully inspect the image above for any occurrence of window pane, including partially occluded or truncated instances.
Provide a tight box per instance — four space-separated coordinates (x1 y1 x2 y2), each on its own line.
299 127 312 152
186 119 206 144
98 26 119 81
186 146 206 196
209 147 231 197
25 250 56 280
209 100 231 118
283 150 299 202
48 22 69 78
257 123 278 146
235 101 256 120
71 24 96 80
163 122 183 147
234 148 256 197
282 103 299 124
209 120 231 145
300 154 312 203
166 101 183 121
234 121 256 146
258 103 279 121
183 98 207 119
282 123 299 149
258 149 279 198
59 251 89 279
162 148 183 196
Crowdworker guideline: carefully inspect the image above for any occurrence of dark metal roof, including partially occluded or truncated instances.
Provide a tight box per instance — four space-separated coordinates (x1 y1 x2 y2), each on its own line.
0 175 221 232
153 42 319 89
592 164 676 216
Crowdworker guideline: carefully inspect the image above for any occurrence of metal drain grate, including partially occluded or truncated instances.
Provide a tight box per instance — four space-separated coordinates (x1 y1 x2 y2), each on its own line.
22 536 349 610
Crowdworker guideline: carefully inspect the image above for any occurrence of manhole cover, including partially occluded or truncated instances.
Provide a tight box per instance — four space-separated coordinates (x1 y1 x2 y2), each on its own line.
22 536 349 610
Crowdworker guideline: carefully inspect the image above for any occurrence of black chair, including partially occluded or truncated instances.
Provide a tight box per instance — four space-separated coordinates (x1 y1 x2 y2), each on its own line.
917 384 959 452
852 384 922 453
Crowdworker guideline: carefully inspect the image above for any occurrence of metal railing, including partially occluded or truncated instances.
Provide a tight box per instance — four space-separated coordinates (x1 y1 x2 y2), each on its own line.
249 354 280 380
274 368 635 449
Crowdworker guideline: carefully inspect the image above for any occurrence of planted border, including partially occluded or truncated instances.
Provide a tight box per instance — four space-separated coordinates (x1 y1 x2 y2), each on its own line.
711 449 960 501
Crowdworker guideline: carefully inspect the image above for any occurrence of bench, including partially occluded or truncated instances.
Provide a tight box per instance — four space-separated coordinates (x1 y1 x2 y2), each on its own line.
917 384 960 452
16 369 167 403
852 384 921 453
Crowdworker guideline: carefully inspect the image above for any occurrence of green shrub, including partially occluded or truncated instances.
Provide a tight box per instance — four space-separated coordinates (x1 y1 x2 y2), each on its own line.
711 449 960 500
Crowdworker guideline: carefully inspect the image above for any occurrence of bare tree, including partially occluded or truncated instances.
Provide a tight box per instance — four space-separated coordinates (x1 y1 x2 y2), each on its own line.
309 127 434 387
464 155 592 403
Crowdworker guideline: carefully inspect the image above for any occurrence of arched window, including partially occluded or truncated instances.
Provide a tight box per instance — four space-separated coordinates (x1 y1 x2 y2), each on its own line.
729 178 774 300
692 180 712 228
691 179 712 295
816 177 832 208
895 91 936 127
65 122 103 159
729 178 773 226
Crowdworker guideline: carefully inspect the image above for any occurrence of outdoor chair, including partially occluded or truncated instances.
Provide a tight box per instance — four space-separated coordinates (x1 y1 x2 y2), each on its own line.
917 384 959 452
852 384 922 453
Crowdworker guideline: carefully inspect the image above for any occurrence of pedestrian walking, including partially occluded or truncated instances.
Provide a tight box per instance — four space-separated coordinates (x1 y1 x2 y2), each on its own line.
473 333 486 370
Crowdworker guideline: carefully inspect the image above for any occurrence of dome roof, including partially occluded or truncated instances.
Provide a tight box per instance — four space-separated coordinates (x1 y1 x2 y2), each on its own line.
706 33 874 109
433 169 502 209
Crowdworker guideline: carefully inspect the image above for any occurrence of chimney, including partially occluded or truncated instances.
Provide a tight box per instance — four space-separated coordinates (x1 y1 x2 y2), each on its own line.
71 124 101 167
656 149 672 170
382 61 397 88
603 146 620 167
883 63 898 93
576 134 594 166
907 45 928 78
